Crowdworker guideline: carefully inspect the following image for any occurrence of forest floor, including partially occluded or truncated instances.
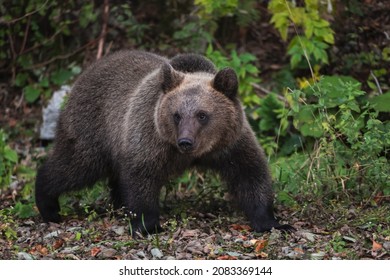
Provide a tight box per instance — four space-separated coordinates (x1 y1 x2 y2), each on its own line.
1 173 389 260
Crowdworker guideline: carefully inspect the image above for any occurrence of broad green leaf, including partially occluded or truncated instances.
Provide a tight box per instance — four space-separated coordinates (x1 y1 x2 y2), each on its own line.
323 32 335 44
51 69 74 86
24 86 40 103
304 20 314 38
290 53 302 68
300 122 323 137
297 106 315 122
369 92 390 112
14 73 29 87
4 146 18 163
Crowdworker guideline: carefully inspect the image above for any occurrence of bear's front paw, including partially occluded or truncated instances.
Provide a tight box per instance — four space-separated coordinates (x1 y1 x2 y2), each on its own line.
130 217 163 236
252 220 295 233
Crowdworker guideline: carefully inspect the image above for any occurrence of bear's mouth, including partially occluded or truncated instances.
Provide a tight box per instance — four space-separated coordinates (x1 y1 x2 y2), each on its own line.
177 145 196 154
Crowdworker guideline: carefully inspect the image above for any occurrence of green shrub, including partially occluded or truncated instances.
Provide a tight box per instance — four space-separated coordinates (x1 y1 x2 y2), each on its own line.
0 130 18 188
273 75 390 201
268 0 334 68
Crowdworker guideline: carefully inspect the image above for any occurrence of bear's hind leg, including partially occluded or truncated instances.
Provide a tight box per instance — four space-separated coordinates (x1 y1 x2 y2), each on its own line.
35 159 68 222
35 144 105 223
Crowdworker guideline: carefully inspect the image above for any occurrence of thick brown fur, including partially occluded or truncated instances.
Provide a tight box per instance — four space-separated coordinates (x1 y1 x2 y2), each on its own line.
35 50 293 234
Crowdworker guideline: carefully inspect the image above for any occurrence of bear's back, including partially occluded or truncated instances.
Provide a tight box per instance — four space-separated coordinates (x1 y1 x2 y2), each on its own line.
57 51 167 147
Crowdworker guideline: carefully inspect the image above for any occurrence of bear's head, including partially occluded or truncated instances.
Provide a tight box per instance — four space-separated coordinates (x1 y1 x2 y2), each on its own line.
154 63 244 157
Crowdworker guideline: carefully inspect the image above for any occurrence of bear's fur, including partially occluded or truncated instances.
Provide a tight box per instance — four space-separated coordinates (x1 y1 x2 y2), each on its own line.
35 50 293 234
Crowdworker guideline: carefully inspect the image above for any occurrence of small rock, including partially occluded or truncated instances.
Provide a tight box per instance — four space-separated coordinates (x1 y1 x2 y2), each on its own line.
311 252 325 260
227 251 241 257
234 238 244 244
222 233 232 240
44 230 61 239
281 246 290 254
383 242 390 250
40 85 71 140
100 248 117 258
243 240 254 248
165 256 176 260
151 248 163 259
64 254 80 260
300 231 315 242
23 220 35 226
342 236 356 243
111 226 125 236
67 227 83 232
136 251 146 258
61 246 80 254
17 252 34 260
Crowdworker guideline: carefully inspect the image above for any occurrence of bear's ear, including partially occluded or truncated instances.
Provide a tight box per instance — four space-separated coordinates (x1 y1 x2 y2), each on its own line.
212 67 238 99
160 63 184 93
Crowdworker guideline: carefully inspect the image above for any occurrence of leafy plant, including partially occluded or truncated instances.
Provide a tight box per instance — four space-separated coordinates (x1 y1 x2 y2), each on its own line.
195 0 259 27
273 75 390 200
268 0 334 68
0 130 18 188
206 45 261 110
0 209 17 241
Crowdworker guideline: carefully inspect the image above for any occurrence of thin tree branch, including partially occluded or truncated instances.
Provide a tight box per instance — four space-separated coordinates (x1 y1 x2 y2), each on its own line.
1 0 49 25
97 0 110 60
19 16 31 55
370 70 383 95
251 82 289 105
25 40 97 70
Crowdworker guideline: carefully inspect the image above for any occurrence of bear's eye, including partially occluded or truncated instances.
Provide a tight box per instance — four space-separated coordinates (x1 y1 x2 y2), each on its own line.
197 112 209 123
173 113 181 124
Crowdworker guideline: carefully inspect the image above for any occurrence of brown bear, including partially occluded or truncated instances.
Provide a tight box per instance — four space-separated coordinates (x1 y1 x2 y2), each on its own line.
35 50 293 234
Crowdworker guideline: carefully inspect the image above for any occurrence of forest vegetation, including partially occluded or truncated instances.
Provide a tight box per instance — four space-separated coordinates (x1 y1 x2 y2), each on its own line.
0 0 389 259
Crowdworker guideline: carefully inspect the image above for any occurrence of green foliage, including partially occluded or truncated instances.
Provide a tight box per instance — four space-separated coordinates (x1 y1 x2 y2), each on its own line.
172 20 213 53
110 3 150 46
1 0 143 103
273 76 390 200
0 130 18 188
58 181 109 219
12 201 37 218
206 45 261 110
369 91 390 112
195 0 238 18
268 0 334 68
195 0 259 27
0 209 17 241
172 0 259 52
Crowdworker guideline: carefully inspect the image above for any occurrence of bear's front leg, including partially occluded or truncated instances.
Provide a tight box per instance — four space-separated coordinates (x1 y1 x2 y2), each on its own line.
215 135 294 232
114 171 163 235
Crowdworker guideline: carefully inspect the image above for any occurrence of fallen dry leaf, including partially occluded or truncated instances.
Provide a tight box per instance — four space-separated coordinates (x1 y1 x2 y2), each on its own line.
91 247 101 257
372 240 382 251
52 239 64 250
256 252 268 258
182 229 200 238
294 247 304 254
254 240 267 253
29 245 48 256
230 224 251 231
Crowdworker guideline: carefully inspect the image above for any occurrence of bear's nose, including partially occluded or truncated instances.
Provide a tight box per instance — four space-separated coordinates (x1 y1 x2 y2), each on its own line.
178 138 194 151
